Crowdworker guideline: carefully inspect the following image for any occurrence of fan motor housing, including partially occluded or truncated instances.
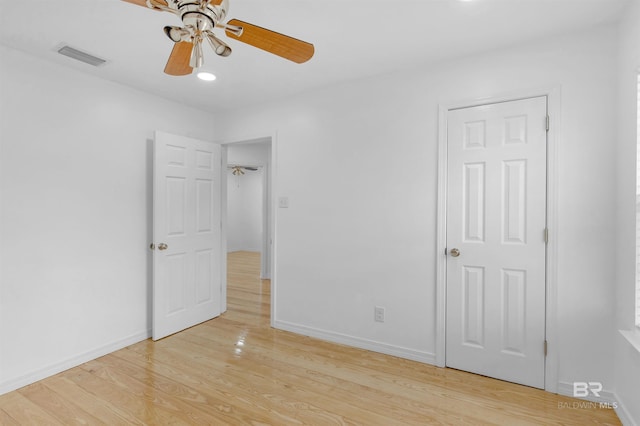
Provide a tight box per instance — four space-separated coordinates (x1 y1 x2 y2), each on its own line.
178 2 226 29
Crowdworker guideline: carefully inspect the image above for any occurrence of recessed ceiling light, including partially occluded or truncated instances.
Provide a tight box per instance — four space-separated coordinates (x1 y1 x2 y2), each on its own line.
197 72 216 81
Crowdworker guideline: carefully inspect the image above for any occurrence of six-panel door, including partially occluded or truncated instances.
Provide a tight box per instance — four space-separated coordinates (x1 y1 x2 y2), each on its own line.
153 131 222 341
445 97 548 389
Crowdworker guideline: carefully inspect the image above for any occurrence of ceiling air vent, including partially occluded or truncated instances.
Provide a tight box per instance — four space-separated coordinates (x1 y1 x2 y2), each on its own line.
57 45 107 67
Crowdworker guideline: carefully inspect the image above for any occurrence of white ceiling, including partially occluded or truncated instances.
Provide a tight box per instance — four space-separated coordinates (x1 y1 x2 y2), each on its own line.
0 0 631 113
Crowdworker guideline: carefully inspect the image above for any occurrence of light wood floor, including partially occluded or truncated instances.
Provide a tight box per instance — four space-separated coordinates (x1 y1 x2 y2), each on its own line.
0 251 621 425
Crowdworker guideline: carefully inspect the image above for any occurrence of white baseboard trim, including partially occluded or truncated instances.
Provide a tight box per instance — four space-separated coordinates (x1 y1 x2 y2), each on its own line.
615 397 638 426
0 329 151 396
273 319 437 365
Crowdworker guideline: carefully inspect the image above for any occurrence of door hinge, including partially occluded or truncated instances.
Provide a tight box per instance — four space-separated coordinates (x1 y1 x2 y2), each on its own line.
544 228 549 244
544 340 548 356
546 115 550 132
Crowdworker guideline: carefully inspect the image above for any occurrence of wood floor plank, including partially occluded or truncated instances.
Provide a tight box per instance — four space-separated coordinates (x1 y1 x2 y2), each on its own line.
42 374 143 425
18 381 104 425
0 250 622 425
62 367 178 424
0 407 23 425
0 392 65 425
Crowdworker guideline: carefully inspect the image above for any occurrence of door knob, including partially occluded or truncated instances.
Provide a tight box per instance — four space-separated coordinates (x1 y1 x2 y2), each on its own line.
158 243 168 251
450 248 460 257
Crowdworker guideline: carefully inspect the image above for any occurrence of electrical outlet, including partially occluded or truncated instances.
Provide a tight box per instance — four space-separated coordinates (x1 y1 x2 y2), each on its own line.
278 197 289 208
374 306 385 323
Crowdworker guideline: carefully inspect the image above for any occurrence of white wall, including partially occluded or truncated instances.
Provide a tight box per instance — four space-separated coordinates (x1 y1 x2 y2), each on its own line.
615 0 640 423
227 142 271 166
227 168 263 252
0 45 215 393
213 25 619 393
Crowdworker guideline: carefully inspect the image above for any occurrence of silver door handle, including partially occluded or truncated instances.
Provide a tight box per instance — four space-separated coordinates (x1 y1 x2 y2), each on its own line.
158 243 168 251
450 248 460 257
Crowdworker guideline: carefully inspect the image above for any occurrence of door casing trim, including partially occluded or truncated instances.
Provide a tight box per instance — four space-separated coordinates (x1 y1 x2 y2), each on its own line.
435 87 561 393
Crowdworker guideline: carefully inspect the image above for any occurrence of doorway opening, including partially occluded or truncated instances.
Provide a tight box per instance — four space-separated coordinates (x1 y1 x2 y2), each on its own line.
221 136 275 322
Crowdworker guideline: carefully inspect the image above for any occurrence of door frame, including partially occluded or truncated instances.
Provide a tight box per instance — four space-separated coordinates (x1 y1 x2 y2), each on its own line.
218 131 278 326
435 87 560 393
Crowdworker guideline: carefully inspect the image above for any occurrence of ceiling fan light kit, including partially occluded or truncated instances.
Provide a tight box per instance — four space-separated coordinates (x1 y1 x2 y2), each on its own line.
163 26 190 43
124 0 314 76
205 32 231 57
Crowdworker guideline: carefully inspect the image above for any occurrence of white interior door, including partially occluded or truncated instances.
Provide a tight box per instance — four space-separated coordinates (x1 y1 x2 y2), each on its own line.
153 131 222 341
445 96 547 389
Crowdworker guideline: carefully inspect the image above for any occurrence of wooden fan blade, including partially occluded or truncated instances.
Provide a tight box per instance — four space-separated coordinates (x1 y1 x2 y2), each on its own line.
122 0 168 8
225 19 314 64
164 41 194 76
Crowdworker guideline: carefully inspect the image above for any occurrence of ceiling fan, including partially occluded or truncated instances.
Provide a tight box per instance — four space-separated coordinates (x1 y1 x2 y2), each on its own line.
123 0 315 76
229 165 258 175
